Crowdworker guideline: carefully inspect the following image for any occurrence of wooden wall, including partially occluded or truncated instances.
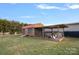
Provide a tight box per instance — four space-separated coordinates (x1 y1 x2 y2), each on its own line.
35 28 42 37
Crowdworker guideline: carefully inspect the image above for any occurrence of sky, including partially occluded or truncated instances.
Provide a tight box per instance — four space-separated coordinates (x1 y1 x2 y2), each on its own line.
0 3 79 25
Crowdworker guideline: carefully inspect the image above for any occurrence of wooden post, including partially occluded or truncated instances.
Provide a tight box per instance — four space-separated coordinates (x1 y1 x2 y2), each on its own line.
57 26 59 33
42 28 44 37
33 28 35 36
51 28 53 36
63 28 64 37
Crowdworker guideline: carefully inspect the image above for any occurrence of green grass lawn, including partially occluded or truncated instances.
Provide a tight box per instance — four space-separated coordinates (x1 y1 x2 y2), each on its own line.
0 35 79 55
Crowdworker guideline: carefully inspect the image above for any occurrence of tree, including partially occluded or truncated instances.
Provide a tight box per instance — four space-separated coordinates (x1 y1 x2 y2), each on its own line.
0 19 27 34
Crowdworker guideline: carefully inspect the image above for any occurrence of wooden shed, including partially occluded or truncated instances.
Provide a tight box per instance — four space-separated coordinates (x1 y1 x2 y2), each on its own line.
42 24 67 37
22 23 43 36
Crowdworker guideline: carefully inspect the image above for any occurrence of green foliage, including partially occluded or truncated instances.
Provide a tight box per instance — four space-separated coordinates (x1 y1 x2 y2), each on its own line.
0 19 27 34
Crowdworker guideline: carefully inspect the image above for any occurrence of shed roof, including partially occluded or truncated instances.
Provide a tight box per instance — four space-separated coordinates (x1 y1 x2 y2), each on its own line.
22 23 43 29
44 24 68 28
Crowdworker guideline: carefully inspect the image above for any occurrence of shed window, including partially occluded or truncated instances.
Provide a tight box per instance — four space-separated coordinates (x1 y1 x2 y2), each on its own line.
28 28 33 33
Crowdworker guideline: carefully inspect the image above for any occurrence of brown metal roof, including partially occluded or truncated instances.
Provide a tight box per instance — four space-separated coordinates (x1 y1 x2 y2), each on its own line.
22 23 43 29
43 24 68 28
